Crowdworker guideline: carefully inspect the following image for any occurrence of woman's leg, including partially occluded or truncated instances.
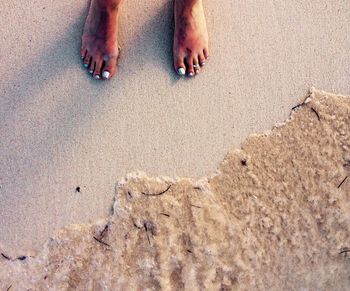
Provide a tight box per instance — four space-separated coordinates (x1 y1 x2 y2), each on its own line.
81 0 123 80
173 0 209 77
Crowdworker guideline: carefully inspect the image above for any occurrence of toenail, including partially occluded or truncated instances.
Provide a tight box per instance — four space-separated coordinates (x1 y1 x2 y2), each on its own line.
189 72 194 77
201 62 206 66
84 63 89 68
177 68 186 76
88 70 93 74
94 75 100 79
102 71 110 79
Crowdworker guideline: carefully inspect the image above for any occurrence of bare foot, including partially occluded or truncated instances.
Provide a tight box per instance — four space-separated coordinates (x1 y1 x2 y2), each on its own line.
173 0 209 77
81 0 121 80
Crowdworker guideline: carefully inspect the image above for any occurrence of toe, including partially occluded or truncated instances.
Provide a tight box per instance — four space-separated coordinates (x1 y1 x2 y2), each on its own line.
88 60 95 74
186 56 195 77
199 52 206 66
81 48 87 59
203 48 210 60
193 56 200 74
93 59 103 80
102 57 117 80
174 53 186 76
83 54 91 68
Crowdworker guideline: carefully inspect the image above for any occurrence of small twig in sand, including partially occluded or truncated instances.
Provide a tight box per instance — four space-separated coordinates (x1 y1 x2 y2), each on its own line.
144 221 157 245
190 204 201 209
1 253 29 261
141 184 172 196
193 187 201 190
159 212 170 217
186 249 192 254
291 93 312 111
144 221 156 236
339 248 350 254
93 236 111 247
99 224 109 239
338 176 348 188
127 191 133 199
133 221 142 229
310 107 320 121
7 285 12 291
292 103 305 111
1 253 11 260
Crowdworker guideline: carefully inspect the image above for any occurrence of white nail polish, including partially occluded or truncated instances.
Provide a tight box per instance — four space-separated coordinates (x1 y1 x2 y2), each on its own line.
94 75 100 79
201 62 206 66
189 72 194 77
84 63 88 68
89 70 93 74
177 68 186 76
102 71 110 79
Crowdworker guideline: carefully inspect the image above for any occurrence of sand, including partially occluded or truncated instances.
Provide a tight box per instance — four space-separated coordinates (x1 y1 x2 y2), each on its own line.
0 0 350 260
0 88 349 289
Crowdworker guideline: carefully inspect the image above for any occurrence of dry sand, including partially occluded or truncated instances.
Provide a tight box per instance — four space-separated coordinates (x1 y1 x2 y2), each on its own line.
0 88 349 290
1 0 350 261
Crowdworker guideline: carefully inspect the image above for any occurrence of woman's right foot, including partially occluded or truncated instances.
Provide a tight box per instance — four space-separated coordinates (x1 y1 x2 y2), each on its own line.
81 0 121 80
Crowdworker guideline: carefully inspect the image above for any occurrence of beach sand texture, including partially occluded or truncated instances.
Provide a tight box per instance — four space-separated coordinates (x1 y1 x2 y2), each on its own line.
1 0 350 270
0 88 349 289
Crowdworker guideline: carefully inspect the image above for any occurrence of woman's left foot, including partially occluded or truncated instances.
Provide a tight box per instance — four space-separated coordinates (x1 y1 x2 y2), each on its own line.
173 0 209 77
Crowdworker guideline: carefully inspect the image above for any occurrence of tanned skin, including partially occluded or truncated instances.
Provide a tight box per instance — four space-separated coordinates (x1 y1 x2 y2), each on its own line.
81 0 209 80
173 0 209 76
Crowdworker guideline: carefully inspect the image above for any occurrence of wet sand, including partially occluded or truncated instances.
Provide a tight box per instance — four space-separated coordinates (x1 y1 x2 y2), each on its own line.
0 88 349 289
0 0 350 255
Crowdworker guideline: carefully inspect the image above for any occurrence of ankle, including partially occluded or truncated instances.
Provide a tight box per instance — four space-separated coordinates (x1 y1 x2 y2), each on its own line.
177 0 202 6
176 0 202 14
97 0 122 11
